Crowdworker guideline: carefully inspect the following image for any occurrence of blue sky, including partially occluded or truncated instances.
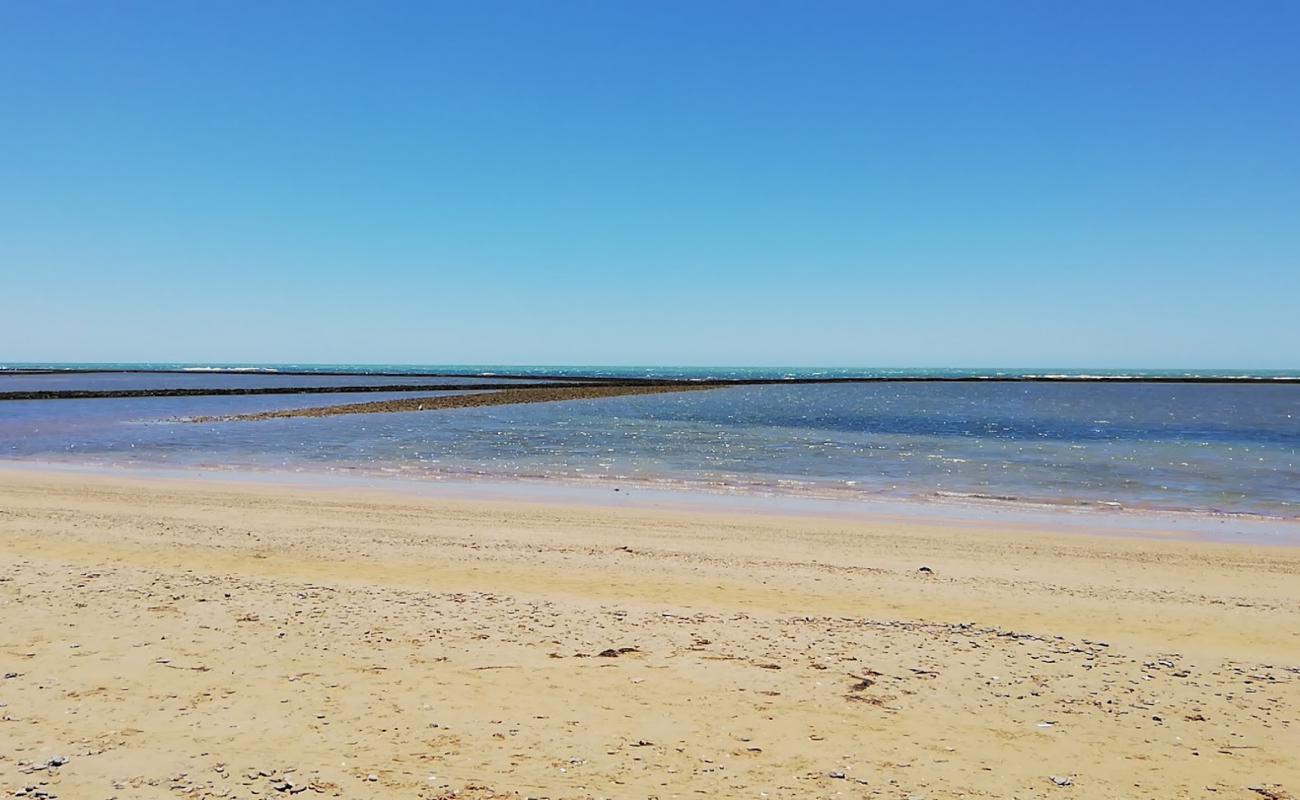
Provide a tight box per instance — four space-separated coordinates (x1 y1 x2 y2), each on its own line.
2 1 1297 367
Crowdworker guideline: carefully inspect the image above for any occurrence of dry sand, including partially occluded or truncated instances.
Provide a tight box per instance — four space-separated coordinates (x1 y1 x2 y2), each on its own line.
1 470 1297 799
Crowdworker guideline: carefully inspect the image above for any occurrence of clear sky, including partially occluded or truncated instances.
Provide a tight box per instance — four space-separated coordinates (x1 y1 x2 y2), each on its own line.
2 1 1297 368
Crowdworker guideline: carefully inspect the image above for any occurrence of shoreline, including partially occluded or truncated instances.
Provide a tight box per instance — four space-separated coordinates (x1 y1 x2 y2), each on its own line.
3 458 1297 546
1 467 1297 798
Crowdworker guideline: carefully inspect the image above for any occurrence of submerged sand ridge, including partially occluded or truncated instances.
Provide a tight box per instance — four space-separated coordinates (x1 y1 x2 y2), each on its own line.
187 384 713 422
1 471 1298 799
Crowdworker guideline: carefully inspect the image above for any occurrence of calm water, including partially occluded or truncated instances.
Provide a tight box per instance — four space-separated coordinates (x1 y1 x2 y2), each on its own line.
5 362 1299 381
0 372 539 393
2 370 1297 518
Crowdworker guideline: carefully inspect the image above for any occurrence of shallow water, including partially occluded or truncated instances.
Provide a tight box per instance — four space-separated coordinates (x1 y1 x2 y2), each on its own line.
0 372 536 393
5 362 1299 381
2 375 1296 517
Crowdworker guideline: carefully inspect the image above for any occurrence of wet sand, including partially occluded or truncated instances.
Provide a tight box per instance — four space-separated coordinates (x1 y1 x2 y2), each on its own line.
1 470 1297 799
189 384 711 422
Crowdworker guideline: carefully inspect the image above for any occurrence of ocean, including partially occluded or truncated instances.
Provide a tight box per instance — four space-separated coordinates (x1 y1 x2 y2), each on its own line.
2 364 1297 520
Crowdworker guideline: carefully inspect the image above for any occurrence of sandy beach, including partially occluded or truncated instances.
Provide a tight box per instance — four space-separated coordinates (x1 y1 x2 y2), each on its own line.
1 470 1297 799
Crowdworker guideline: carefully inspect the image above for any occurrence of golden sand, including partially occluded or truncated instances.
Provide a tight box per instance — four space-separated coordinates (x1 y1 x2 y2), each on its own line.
1 470 1297 799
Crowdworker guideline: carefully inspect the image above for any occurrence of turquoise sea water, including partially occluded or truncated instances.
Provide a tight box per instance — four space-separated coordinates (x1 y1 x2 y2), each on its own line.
4 363 1298 381
2 365 1297 520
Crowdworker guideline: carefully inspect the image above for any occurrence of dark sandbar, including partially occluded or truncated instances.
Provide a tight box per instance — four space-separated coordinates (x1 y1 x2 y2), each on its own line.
190 384 714 422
